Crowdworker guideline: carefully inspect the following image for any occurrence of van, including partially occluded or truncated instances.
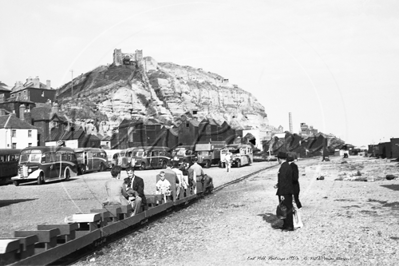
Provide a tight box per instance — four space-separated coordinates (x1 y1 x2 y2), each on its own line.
220 144 253 167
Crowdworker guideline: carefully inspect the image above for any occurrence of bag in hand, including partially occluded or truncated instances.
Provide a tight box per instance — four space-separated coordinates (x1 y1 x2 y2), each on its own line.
276 202 288 220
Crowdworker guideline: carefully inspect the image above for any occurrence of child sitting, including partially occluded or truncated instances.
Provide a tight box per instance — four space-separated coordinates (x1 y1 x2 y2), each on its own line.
156 171 171 202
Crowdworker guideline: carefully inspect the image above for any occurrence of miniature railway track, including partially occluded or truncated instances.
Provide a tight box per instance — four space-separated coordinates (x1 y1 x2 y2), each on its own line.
5 163 278 266
57 163 279 266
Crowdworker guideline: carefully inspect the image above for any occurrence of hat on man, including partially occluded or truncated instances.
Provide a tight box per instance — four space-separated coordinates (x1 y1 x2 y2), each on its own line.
286 152 297 162
277 152 287 159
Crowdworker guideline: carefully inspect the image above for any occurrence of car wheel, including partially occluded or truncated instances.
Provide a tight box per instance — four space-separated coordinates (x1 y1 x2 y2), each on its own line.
65 169 70 180
140 163 146 170
80 165 86 175
13 181 19 186
37 173 45 185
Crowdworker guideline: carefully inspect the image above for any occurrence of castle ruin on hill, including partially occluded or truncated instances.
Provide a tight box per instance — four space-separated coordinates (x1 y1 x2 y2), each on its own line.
113 49 143 66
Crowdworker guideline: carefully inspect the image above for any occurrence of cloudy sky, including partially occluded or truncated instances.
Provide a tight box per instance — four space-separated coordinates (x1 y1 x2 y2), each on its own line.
1 0 398 146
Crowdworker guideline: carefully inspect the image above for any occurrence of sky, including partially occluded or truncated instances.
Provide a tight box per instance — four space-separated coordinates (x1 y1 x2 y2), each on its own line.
1 0 398 147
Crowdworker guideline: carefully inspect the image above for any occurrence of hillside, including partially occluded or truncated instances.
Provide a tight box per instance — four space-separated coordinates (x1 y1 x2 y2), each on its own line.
55 54 270 136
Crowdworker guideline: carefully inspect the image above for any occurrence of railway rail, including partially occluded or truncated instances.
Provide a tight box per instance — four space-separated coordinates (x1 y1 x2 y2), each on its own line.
0 163 278 266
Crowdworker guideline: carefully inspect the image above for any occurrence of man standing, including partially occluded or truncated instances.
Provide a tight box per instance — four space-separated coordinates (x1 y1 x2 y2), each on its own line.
288 153 301 209
224 151 232 172
125 166 147 215
275 152 294 231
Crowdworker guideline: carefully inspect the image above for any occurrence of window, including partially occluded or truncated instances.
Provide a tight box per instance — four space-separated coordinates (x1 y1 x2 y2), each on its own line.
12 130 16 137
28 130 32 137
12 143 16 149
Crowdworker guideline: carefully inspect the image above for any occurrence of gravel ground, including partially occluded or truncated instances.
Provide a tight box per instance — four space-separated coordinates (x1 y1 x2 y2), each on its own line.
72 156 399 266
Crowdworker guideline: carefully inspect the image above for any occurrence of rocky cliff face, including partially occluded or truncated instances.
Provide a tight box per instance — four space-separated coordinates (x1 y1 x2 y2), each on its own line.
55 56 269 136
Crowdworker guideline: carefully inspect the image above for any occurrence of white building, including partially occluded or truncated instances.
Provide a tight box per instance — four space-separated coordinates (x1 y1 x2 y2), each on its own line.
0 114 38 149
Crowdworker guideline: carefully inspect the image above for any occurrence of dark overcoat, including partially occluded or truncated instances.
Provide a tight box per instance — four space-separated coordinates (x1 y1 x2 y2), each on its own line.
276 161 293 195
290 162 300 194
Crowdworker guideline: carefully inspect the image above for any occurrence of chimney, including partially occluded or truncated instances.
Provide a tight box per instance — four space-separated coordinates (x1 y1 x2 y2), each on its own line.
33 76 40 88
19 105 26 121
289 112 293 133
46 80 51 90
51 102 59 114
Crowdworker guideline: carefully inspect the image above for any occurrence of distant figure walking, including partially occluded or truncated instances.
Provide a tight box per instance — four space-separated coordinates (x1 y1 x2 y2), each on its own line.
224 152 232 172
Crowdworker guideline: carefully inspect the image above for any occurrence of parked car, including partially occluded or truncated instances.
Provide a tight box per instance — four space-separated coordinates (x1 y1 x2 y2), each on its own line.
170 146 196 168
265 154 277 161
130 146 172 170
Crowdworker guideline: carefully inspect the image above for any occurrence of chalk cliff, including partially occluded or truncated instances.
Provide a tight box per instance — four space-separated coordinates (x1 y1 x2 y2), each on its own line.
55 55 269 136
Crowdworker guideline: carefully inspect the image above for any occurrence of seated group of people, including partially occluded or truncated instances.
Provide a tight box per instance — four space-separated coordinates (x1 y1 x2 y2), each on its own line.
155 158 214 201
103 166 146 216
103 158 214 216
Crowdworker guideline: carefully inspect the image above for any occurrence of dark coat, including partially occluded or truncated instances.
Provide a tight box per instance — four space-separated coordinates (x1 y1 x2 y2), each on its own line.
291 162 300 194
276 161 293 195
129 175 147 206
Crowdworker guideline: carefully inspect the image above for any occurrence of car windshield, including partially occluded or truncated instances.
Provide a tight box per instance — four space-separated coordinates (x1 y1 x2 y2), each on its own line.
19 150 42 163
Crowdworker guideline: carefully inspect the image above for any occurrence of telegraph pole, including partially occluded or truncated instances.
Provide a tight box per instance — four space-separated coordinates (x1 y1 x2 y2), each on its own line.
71 70 74 98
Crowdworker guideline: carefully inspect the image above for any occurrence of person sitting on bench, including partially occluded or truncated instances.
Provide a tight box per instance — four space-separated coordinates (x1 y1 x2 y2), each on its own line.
103 165 130 207
156 171 171 202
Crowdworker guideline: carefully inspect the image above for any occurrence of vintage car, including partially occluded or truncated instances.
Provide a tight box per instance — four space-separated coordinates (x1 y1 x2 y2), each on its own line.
170 145 196 168
220 144 253 167
130 146 172 170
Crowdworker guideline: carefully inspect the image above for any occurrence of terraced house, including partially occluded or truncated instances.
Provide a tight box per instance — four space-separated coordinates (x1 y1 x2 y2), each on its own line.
0 114 38 149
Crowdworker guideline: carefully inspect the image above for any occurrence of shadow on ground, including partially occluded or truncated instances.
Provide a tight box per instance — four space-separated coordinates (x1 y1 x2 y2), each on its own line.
0 199 37 208
258 212 283 229
380 184 399 191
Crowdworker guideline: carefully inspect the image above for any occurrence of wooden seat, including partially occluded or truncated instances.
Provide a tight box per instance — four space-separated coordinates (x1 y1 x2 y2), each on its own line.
37 224 78 244
0 238 21 265
65 213 101 238
14 228 60 251
14 235 38 259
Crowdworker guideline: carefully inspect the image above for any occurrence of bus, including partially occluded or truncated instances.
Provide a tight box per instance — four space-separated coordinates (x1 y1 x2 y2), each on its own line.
11 146 79 186
74 148 109 174
0 149 21 185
